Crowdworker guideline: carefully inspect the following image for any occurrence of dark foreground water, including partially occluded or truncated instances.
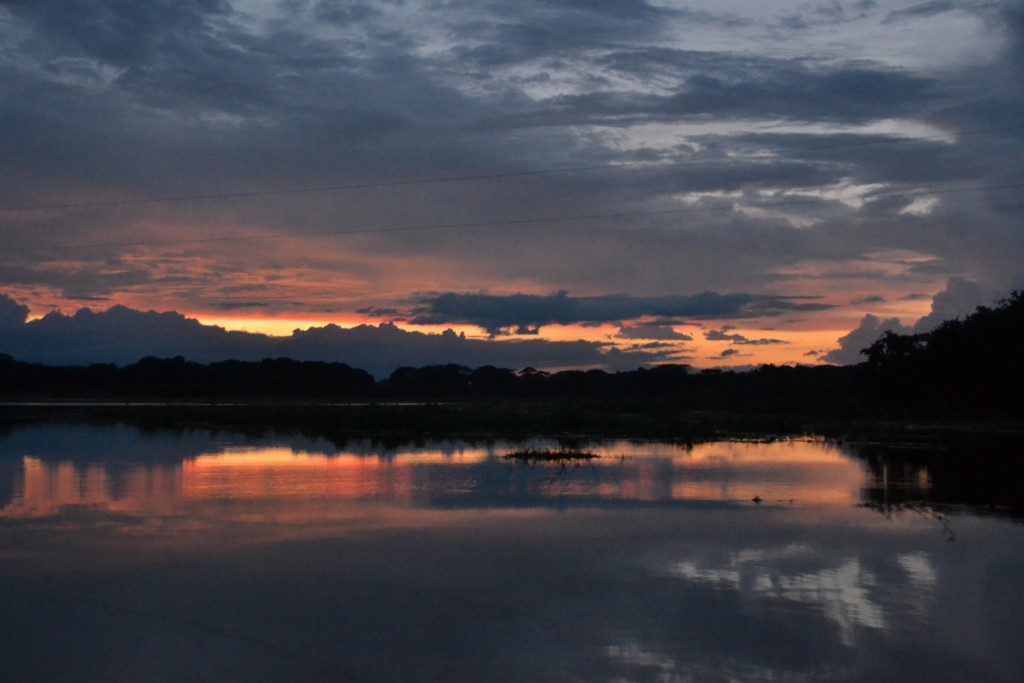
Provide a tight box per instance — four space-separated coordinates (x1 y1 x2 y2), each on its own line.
1 423 1022 682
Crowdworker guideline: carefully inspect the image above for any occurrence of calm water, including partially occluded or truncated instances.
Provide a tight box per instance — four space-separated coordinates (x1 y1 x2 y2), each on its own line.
1 424 1022 682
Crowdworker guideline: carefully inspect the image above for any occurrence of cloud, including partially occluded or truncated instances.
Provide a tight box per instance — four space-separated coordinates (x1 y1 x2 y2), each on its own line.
603 344 685 371
410 291 751 334
355 306 402 317
0 0 1020 374
911 276 1002 333
615 324 693 341
883 2 956 24
0 295 669 378
276 323 629 378
823 276 1016 365
823 314 912 365
410 291 831 334
0 294 30 329
703 329 788 345
4 304 273 366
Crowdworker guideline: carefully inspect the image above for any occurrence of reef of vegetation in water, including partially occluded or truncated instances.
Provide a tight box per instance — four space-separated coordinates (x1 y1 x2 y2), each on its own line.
501 447 599 463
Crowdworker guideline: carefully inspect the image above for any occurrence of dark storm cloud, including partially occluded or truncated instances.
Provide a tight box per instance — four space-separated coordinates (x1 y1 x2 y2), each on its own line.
0 294 664 377
410 291 832 334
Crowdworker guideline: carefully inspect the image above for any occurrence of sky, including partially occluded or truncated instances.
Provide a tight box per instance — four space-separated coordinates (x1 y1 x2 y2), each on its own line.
2 0 1022 375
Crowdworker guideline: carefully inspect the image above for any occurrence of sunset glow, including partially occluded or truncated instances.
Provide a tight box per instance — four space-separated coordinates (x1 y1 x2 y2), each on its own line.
0 0 1020 373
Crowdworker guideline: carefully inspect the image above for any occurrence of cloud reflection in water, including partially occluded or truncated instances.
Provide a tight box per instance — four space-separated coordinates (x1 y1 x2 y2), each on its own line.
1 426 1022 682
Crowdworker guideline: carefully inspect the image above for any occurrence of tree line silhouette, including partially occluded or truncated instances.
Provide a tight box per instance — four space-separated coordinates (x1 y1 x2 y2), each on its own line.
2 292 1021 418
860 291 1023 416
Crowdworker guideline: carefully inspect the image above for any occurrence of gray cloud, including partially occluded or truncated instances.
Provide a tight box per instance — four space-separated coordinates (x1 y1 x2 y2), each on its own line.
0 294 666 377
0 294 30 329
823 277 1012 364
615 324 693 341
409 291 829 335
704 329 789 345
883 1 956 23
0 0 1021 370
410 291 749 334
705 329 746 342
823 314 912 365
603 344 684 371
912 276 1002 333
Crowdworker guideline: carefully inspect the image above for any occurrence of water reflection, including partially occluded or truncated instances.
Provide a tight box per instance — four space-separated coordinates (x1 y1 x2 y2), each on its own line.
1 436 866 518
858 438 1024 519
667 550 888 645
1 424 1022 682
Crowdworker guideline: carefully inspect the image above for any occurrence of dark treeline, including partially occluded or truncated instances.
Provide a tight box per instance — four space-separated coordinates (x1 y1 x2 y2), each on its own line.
860 290 1024 416
0 354 865 414
1 292 1021 418
0 356 377 401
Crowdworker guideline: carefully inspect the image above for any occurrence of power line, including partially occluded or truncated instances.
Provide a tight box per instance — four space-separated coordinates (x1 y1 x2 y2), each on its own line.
8 181 1023 253
2 123 1022 213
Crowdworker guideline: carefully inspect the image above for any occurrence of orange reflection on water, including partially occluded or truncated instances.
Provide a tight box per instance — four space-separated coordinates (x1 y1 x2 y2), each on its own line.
182 449 419 502
581 440 862 506
671 440 864 505
2 457 183 518
1 439 866 519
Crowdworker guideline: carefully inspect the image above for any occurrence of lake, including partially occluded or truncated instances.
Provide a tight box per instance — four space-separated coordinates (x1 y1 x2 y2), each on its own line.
1 422 1022 682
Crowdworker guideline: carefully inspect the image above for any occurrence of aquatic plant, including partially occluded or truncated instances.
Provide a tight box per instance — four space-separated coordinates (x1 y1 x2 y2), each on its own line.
501 447 599 462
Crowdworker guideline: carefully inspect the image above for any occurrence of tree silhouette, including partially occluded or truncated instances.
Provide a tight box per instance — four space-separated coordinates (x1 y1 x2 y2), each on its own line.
1 294 1020 418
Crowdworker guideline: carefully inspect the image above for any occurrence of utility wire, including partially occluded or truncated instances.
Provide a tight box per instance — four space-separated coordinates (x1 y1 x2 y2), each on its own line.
8 181 1023 253
2 123 1023 213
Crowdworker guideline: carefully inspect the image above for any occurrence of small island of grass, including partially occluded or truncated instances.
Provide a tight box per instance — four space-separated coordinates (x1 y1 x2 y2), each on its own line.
502 447 599 462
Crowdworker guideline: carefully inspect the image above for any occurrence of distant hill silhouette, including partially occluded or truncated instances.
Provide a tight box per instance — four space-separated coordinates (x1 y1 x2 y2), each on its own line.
1 292 1021 418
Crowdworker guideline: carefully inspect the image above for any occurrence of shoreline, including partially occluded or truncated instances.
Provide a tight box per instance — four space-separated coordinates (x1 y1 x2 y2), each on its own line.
2 400 1021 445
